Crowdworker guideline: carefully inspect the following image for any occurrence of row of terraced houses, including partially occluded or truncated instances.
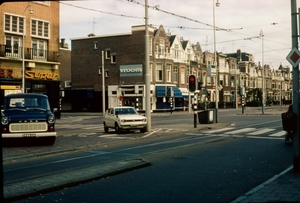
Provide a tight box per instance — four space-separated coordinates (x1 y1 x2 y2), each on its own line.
68 24 292 112
0 1 293 113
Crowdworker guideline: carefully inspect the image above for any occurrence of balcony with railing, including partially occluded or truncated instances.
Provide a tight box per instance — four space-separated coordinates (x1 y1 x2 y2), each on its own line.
0 44 58 62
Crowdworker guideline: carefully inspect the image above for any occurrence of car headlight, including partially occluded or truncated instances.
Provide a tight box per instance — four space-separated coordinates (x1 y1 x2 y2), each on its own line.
48 115 56 124
1 116 9 125
143 118 147 122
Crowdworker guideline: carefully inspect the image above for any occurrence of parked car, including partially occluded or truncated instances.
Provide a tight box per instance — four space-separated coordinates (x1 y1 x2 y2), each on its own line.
1 93 57 145
103 106 147 133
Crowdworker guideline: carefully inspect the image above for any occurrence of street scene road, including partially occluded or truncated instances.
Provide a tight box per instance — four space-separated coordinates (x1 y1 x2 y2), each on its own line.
2 106 299 202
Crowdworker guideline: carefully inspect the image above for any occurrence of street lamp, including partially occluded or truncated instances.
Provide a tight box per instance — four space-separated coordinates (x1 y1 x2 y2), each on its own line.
259 30 265 114
22 5 34 93
278 63 284 107
213 0 220 122
235 61 240 110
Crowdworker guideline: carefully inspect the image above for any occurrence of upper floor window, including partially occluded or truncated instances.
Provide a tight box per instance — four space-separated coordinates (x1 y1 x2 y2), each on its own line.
5 35 22 57
32 39 47 60
166 64 171 82
106 50 111 59
156 64 163 82
173 66 178 82
111 53 116 64
5 14 24 34
149 38 152 56
159 39 165 56
31 19 49 38
150 63 153 82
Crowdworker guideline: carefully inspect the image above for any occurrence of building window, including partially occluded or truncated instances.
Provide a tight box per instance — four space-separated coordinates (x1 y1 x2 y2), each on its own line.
5 14 24 34
94 41 98 49
149 38 152 56
156 64 163 82
32 39 47 60
173 66 178 83
31 19 49 38
106 50 111 59
98 68 109 77
180 69 185 85
166 64 171 82
5 35 22 57
159 39 165 56
150 63 153 82
111 53 116 64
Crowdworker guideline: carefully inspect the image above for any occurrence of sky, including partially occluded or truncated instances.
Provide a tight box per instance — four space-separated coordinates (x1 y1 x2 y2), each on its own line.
60 0 299 70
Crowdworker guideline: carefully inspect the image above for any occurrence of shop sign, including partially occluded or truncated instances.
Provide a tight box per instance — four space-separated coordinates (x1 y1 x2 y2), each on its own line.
120 64 143 77
26 71 59 80
0 67 59 80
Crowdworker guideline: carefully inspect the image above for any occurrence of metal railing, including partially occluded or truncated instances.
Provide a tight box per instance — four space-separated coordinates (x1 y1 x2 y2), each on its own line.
0 44 58 62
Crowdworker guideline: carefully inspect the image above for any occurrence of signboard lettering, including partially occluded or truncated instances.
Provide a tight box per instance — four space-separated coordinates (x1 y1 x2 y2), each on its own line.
120 64 143 77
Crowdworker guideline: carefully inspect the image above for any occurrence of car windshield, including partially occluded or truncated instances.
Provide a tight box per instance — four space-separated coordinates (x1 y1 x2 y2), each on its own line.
6 97 50 111
115 108 137 115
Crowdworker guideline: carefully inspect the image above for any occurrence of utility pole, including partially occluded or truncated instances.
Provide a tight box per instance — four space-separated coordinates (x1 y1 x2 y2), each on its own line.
291 0 300 172
145 0 151 132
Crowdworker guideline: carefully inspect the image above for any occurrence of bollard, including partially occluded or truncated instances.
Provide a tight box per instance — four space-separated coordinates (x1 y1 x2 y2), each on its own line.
193 103 197 128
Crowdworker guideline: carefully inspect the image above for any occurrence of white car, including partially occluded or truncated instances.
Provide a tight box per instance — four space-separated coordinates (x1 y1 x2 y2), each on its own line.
103 106 147 133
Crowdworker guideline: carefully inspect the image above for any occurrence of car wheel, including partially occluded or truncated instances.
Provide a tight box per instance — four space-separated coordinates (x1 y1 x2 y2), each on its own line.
104 122 109 133
115 122 121 133
140 127 146 133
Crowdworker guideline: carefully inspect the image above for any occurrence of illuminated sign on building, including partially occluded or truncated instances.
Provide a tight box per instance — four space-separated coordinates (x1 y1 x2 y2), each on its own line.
120 64 143 77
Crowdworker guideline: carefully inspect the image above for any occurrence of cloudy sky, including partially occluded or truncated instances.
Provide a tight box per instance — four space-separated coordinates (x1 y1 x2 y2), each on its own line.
60 0 298 69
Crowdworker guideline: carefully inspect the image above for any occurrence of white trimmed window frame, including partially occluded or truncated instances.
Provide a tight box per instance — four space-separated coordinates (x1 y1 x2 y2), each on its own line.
4 13 24 35
31 18 50 39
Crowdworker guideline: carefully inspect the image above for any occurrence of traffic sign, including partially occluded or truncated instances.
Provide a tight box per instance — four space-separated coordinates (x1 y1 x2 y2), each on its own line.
286 47 300 67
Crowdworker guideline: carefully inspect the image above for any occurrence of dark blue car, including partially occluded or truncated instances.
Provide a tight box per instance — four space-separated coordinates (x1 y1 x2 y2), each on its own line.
1 93 57 145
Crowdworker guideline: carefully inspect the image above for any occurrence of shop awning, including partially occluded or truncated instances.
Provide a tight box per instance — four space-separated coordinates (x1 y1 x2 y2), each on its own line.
155 86 183 98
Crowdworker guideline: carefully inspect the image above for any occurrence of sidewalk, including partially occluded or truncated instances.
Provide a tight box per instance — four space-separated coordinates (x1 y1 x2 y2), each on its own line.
231 165 300 202
229 106 300 202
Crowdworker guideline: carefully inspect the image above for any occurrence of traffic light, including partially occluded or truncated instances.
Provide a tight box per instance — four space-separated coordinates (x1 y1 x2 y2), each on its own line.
188 75 196 92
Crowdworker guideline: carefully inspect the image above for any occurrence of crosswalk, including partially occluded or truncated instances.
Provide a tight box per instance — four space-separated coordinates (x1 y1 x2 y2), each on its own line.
201 127 286 138
56 123 286 139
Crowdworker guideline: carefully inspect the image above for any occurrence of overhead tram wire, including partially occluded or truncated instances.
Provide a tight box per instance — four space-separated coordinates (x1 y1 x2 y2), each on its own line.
59 1 144 20
125 0 239 32
61 0 290 59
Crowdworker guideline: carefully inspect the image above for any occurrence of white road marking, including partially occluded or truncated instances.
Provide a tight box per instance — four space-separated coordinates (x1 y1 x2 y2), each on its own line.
269 131 286 137
225 128 256 135
202 127 235 134
247 128 275 135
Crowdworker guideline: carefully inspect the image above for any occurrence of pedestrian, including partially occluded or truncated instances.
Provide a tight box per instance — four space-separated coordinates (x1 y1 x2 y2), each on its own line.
283 104 296 144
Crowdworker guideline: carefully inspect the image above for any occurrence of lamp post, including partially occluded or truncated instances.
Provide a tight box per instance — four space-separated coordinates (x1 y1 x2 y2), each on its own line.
213 0 220 122
102 50 105 113
145 0 151 131
235 61 239 110
278 63 284 107
259 30 265 114
22 5 34 93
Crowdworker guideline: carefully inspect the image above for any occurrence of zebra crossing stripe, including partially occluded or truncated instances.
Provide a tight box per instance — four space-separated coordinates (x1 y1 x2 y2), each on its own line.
225 128 256 135
203 127 235 134
269 131 286 137
247 128 276 135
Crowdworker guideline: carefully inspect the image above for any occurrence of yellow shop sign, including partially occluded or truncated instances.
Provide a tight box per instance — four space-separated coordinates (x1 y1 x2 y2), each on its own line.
26 70 59 80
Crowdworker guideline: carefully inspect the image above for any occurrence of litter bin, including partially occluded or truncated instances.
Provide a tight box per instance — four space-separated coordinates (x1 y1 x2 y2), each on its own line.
198 110 214 124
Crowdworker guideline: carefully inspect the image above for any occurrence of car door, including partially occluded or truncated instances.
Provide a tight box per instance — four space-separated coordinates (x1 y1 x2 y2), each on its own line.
106 108 115 127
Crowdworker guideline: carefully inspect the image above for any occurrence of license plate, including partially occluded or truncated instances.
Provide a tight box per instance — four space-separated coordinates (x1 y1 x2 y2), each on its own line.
22 133 36 137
